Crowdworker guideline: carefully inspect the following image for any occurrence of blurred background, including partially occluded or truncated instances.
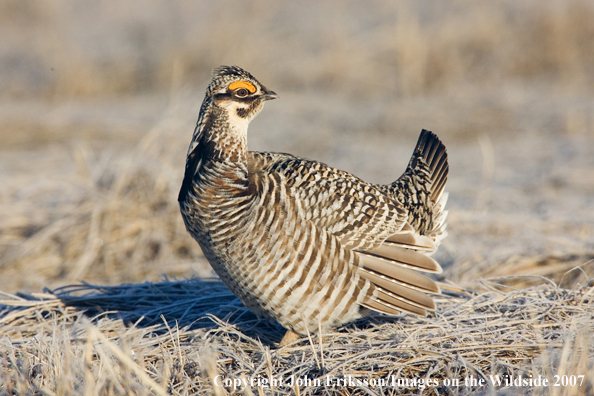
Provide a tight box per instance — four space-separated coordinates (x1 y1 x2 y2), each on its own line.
1 0 593 294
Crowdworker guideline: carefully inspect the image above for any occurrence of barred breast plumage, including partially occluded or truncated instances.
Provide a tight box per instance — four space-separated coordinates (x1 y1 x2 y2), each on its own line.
178 66 449 345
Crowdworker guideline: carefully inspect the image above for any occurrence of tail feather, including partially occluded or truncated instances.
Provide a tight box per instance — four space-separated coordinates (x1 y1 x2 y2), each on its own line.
384 222 437 251
376 288 428 315
361 298 402 316
358 254 440 293
432 160 449 202
428 192 448 245
409 129 449 207
385 129 449 240
361 244 442 273
358 268 436 310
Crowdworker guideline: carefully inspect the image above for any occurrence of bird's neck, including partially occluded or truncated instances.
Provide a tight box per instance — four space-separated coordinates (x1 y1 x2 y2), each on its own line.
179 103 251 203
193 104 249 166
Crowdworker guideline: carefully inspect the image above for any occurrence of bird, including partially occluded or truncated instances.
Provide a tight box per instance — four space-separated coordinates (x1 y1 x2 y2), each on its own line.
178 65 449 346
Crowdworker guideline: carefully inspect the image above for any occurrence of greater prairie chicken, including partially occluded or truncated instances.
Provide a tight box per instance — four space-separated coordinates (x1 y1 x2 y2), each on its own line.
179 66 449 346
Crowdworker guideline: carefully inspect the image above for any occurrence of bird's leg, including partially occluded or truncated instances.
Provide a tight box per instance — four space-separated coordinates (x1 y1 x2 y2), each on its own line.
279 330 301 346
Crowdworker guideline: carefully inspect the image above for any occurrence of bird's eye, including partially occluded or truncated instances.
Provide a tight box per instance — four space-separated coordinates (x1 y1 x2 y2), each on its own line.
235 88 249 97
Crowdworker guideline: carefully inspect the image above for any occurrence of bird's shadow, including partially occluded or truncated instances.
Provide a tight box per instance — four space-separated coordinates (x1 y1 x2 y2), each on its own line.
47 278 286 346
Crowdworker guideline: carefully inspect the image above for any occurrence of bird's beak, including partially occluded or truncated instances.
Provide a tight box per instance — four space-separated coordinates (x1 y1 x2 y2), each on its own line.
261 90 278 101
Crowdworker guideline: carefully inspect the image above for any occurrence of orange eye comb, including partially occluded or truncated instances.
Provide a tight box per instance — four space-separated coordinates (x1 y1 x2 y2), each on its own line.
228 81 257 93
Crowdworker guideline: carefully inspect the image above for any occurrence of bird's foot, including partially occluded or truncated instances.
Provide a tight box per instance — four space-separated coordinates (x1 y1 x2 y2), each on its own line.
279 330 301 347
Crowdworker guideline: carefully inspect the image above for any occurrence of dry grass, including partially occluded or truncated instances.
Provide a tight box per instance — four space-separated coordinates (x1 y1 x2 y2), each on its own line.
455 254 594 290
1 279 593 395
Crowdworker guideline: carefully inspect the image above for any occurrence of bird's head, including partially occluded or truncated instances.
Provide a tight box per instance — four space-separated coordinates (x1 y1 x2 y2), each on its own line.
205 65 278 126
186 66 277 162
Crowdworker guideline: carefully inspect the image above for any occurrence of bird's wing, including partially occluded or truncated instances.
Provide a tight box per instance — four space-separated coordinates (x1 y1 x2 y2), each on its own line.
250 152 439 253
250 152 406 248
